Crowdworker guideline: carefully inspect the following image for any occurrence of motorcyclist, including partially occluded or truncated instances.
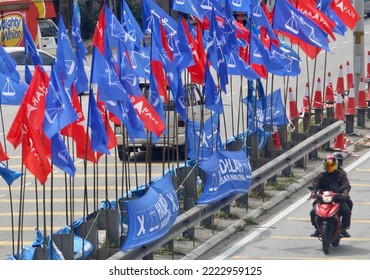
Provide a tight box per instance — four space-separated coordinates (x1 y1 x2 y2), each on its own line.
333 152 353 213
309 154 352 238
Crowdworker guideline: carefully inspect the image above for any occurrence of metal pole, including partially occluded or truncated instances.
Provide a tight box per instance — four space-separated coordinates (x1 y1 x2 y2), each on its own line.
353 0 365 104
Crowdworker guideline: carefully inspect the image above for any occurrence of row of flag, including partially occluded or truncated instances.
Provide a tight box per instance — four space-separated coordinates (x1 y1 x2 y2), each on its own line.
0 0 360 186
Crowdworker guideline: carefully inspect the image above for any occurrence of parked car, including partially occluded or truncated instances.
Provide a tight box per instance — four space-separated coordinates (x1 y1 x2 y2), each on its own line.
115 83 208 160
4 47 90 93
366 0 370 17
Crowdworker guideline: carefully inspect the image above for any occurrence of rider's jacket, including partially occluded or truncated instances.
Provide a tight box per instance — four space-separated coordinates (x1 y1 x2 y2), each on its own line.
311 169 350 194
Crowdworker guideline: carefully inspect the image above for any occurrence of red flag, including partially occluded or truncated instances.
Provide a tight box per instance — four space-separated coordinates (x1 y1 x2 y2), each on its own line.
185 19 206 85
151 60 169 102
22 65 49 130
330 0 360 30
95 99 118 162
97 100 117 150
7 103 25 149
296 0 336 40
7 67 48 149
92 6 105 53
0 142 9 162
129 94 166 137
22 115 51 185
160 21 174 61
60 85 96 163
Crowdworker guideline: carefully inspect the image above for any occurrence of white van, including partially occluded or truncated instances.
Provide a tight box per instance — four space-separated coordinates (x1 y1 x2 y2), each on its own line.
365 0 370 17
37 18 59 54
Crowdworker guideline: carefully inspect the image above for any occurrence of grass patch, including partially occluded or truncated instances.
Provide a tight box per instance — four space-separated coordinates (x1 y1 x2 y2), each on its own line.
154 245 184 256
243 216 258 225
354 140 370 152
214 211 240 220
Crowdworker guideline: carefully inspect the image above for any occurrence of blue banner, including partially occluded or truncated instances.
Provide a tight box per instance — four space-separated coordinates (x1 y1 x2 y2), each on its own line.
197 149 252 204
186 113 222 161
121 173 179 251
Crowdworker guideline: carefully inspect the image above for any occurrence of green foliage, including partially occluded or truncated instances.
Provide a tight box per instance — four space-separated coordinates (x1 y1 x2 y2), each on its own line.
79 0 101 41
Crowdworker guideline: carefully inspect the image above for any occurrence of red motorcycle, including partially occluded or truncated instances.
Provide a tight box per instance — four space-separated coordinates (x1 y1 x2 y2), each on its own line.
311 190 343 254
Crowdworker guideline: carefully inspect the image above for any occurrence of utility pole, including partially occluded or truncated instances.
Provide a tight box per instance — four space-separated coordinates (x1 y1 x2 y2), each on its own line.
353 0 365 104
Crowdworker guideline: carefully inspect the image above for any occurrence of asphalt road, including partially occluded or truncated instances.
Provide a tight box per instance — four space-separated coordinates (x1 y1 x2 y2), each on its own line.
212 150 370 260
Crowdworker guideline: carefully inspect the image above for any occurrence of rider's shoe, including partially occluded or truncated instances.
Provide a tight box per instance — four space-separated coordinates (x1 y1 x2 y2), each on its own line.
310 230 320 237
341 229 351 238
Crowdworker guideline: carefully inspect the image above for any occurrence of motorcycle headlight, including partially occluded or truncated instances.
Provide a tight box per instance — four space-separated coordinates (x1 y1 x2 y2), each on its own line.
322 193 333 203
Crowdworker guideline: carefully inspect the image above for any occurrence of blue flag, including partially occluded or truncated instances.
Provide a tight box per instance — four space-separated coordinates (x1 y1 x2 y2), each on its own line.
269 43 301 77
72 2 88 94
55 14 77 89
186 113 222 161
117 41 142 97
225 50 260 80
51 133 76 177
148 67 167 143
174 17 195 73
43 66 79 139
197 149 252 204
249 33 284 73
0 72 28 105
23 19 43 67
122 172 179 251
222 0 240 54
0 162 22 186
206 8 228 93
227 0 251 13
204 63 223 114
129 46 150 80
142 0 178 37
151 20 187 121
72 2 87 61
121 0 144 49
272 0 330 51
91 46 130 102
0 44 20 82
74 49 89 94
104 4 134 50
87 89 110 155
106 99 146 142
245 88 288 132
172 0 205 21
250 0 277 41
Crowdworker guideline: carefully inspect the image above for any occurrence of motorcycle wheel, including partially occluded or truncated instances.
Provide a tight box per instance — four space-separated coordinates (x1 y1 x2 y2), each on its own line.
322 223 332 254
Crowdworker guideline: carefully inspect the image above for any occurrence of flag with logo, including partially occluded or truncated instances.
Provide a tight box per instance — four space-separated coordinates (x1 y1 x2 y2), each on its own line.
122 172 179 251
272 0 330 51
197 149 252 204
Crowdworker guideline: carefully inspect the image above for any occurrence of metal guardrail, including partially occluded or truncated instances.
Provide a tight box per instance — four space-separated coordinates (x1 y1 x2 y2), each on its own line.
109 120 344 260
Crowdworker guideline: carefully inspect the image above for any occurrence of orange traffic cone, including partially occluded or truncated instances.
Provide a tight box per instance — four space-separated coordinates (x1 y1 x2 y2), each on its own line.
357 77 368 108
272 126 282 150
301 82 310 114
324 72 335 103
367 51 370 80
312 77 323 109
336 64 345 95
345 84 356 115
346 61 353 91
333 132 346 151
288 87 299 119
334 93 344 120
